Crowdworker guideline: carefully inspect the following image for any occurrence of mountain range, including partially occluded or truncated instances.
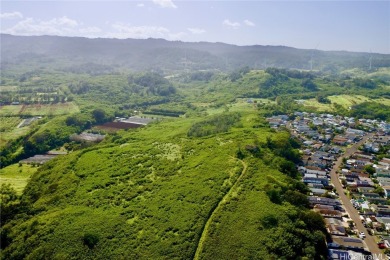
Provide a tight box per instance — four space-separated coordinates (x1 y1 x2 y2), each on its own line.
1 34 390 73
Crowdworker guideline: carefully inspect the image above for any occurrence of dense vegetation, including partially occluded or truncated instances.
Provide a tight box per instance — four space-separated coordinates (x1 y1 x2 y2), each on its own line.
1 111 327 259
2 34 390 73
0 35 389 259
350 102 390 121
187 112 241 137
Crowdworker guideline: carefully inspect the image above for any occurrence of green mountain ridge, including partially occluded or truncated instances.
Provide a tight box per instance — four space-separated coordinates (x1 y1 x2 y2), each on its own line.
2 34 390 73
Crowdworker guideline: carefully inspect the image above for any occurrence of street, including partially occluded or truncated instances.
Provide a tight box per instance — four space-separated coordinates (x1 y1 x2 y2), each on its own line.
329 133 385 257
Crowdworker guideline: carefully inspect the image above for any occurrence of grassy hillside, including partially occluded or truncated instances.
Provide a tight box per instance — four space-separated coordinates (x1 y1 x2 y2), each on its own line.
0 164 37 194
1 110 326 259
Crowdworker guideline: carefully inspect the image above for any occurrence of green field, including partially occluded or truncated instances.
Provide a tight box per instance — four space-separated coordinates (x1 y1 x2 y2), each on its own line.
0 105 22 115
0 102 80 116
0 116 22 132
0 116 30 148
303 95 390 112
0 164 38 194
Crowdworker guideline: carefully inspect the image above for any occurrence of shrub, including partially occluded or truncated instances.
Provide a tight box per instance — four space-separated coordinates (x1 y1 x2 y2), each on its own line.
83 232 99 249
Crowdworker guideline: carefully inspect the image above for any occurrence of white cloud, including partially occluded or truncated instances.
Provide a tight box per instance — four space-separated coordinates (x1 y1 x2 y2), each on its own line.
110 23 169 38
187 28 206 34
244 19 255 27
1 16 102 37
48 16 78 27
152 0 177 9
222 19 240 29
109 23 186 40
0 12 23 20
137 3 145 7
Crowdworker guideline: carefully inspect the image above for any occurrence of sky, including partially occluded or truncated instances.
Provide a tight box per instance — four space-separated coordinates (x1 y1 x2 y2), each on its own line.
1 0 389 54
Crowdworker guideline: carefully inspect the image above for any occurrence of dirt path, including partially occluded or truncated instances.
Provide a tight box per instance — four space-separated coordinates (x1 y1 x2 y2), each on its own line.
330 133 385 257
193 157 248 260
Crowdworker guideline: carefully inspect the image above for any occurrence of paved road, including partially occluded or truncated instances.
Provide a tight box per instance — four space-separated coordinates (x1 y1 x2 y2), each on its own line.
330 133 385 257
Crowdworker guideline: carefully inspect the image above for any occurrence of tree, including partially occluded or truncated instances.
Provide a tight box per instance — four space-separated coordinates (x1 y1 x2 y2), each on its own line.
92 109 106 124
279 159 298 178
83 232 100 249
302 79 318 91
284 190 309 208
0 184 19 223
364 164 376 175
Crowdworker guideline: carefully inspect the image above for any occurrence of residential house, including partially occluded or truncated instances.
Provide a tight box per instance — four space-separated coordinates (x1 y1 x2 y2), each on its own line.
328 236 365 252
346 128 365 136
333 136 348 146
377 167 390 178
357 187 375 193
308 196 341 208
325 218 347 236
314 208 343 219
303 177 329 186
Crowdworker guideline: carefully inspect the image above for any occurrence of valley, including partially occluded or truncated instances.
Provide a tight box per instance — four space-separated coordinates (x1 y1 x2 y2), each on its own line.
1 35 390 259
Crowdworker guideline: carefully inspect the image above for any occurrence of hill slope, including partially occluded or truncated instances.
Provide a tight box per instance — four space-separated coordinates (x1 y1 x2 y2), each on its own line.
2 34 390 73
1 112 327 259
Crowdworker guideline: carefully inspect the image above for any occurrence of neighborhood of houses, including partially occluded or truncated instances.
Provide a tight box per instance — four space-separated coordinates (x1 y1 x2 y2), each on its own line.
267 111 390 259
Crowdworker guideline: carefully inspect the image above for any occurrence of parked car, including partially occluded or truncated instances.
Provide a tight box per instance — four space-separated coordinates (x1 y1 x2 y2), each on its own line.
378 242 386 249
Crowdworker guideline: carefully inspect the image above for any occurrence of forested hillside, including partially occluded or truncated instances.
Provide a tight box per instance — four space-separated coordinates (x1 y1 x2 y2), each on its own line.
2 34 390 73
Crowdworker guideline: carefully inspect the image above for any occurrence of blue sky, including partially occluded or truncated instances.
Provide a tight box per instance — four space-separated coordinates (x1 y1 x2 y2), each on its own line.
1 1 389 53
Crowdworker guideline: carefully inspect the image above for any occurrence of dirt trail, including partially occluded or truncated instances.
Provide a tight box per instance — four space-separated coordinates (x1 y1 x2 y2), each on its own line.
193 158 248 260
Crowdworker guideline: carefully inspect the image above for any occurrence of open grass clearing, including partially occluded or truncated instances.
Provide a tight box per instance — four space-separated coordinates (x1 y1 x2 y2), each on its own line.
0 102 80 116
0 164 38 194
302 95 390 112
0 116 22 132
0 85 18 92
0 127 31 149
0 105 22 115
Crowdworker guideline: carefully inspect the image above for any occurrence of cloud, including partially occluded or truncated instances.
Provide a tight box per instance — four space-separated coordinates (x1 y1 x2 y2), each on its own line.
222 19 240 29
108 23 187 40
187 28 206 34
152 0 177 8
0 12 23 20
49 16 78 27
244 19 255 27
110 23 169 38
137 3 145 7
2 16 102 37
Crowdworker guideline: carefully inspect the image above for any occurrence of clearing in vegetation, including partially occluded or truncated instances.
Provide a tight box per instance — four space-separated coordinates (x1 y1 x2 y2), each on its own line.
303 95 390 112
0 102 79 116
0 164 38 194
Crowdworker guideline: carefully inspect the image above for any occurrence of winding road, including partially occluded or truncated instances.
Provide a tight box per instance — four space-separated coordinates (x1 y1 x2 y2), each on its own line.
330 133 385 257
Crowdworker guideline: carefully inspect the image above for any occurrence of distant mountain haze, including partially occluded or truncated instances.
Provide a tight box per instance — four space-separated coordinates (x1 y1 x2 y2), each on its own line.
1 34 389 73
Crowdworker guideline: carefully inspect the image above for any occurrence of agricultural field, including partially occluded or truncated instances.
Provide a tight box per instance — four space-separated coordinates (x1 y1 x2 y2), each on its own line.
0 164 38 194
0 116 22 132
0 105 23 116
0 117 31 148
0 102 80 116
